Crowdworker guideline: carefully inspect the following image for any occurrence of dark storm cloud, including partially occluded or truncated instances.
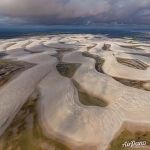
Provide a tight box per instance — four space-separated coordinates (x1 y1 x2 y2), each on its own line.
0 0 150 25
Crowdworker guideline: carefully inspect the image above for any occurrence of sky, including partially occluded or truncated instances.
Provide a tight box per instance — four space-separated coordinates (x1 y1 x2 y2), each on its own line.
0 0 150 26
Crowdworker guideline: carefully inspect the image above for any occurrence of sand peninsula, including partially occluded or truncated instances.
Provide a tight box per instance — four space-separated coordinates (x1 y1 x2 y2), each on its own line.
0 34 150 150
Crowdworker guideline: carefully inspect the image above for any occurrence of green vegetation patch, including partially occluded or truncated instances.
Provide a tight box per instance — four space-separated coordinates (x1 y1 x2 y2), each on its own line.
0 90 70 150
120 45 143 50
109 129 150 150
114 77 145 89
116 58 148 70
56 63 80 78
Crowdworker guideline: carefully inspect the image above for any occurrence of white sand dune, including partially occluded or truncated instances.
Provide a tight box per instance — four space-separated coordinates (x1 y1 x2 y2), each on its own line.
6 40 30 51
39 51 150 150
0 34 150 150
102 54 150 81
0 59 56 136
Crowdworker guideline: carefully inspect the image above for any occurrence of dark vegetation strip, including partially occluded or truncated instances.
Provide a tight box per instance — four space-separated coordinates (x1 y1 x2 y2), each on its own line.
120 45 143 50
116 58 148 70
82 52 105 73
82 52 148 90
114 77 147 90
0 59 34 86
56 63 81 78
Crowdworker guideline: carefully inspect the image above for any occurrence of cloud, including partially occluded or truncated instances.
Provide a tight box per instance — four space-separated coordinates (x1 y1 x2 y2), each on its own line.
0 0 150 25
